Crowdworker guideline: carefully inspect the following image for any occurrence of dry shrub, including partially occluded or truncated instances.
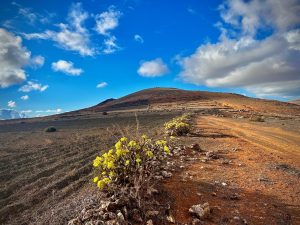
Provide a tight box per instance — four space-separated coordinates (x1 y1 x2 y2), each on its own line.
92 135 174 209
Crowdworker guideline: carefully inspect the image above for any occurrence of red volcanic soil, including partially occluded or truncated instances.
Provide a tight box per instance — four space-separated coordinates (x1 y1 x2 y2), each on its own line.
164 115 300 225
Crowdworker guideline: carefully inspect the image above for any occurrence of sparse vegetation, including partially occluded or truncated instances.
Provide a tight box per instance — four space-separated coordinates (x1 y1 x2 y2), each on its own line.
44 126 57 132
164 113 192 136
250 116 265 122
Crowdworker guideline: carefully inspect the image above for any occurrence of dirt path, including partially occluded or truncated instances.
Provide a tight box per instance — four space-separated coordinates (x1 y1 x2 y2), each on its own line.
165 115 300 225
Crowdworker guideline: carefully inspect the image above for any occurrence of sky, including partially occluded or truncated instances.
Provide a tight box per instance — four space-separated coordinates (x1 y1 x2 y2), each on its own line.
0 0 299 117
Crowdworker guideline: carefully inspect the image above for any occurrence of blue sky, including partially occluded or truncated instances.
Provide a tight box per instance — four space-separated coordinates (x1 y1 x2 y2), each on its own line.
0 0 299 117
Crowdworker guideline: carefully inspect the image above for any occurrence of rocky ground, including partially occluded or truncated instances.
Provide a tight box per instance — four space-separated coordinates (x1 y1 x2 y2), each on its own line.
66 113 300 225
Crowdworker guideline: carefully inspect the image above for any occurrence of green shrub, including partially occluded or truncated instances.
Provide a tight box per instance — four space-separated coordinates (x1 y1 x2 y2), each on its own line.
164 113 192 136
44 126 57 132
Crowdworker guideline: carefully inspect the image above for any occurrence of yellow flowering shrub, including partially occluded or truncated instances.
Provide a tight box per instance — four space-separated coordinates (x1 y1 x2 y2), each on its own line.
92 135 173 195
164 113 192 136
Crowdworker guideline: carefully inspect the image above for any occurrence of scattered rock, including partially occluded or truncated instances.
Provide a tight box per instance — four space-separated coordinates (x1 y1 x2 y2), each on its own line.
189 203 211 220
161 171 172 178
211 192 217 196
166 215 175 223
206 151 220 159
192 218 204 225
258 177 270 182
154 175 164 180
146 210 159 218
68 218 81 225
146 220 154 225
229 193 240 200
116 212 125 222
221 159 231 165
190 143 202 152
131 209 142 223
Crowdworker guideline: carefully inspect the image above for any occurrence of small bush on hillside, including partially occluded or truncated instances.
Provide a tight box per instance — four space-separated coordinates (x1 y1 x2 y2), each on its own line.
164 113 192 136
92 135 173 208
250 116 265 122
44 126 57 132
102 111 108 115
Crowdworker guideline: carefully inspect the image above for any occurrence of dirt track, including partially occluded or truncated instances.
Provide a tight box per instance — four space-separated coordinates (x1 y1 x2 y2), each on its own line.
165 115 300 225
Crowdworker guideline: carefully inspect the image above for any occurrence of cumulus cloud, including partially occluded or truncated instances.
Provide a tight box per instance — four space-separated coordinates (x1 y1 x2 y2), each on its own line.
96 82 108 88
134 34 144 43
23 3 95 56
95 6 122 35
219 0 300 35
138 58 169 77
8 100 16 108
52 60 83 76
0 28 30 88
19 81 49 92
31 55 45 68
21 95 29 100
179 0 300 98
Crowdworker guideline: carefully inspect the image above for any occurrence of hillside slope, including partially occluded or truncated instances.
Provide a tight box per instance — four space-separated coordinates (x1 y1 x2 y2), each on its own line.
74 88 300 116
289 99 300 105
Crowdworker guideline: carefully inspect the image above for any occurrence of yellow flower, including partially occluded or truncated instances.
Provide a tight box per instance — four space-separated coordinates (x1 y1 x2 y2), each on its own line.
146 150 153 158
128 140 137 148
97 180 105 189
93 156 102 167
142 134 148 139
93 176 99 183
125 160 130 166
107 161 115 169
136 157 142 165
115 141 122 150
102 171 106 175
164 145 171 154
120 137 127 142
109 171 115 178
108 149 114 155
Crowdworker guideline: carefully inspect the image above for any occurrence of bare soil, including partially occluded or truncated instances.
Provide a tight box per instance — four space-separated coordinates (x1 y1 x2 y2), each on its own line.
0 112 177 225
164 115 300 225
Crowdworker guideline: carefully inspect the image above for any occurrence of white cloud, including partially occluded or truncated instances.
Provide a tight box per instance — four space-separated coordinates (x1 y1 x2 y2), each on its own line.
21 110 32 113
35 108 62 113
134 34 144 43
19 81 49 92
21 95 29 100
95 6 122 35
102 36 120 54
0 28 30 88
18 7 37 24
138 58 169 77
31 55 45 68
8 100 16 108
219 0 300 35
96 82 108 88
52 60 83 76
179 0 300 98
12 2 51 25
23 3 95 56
